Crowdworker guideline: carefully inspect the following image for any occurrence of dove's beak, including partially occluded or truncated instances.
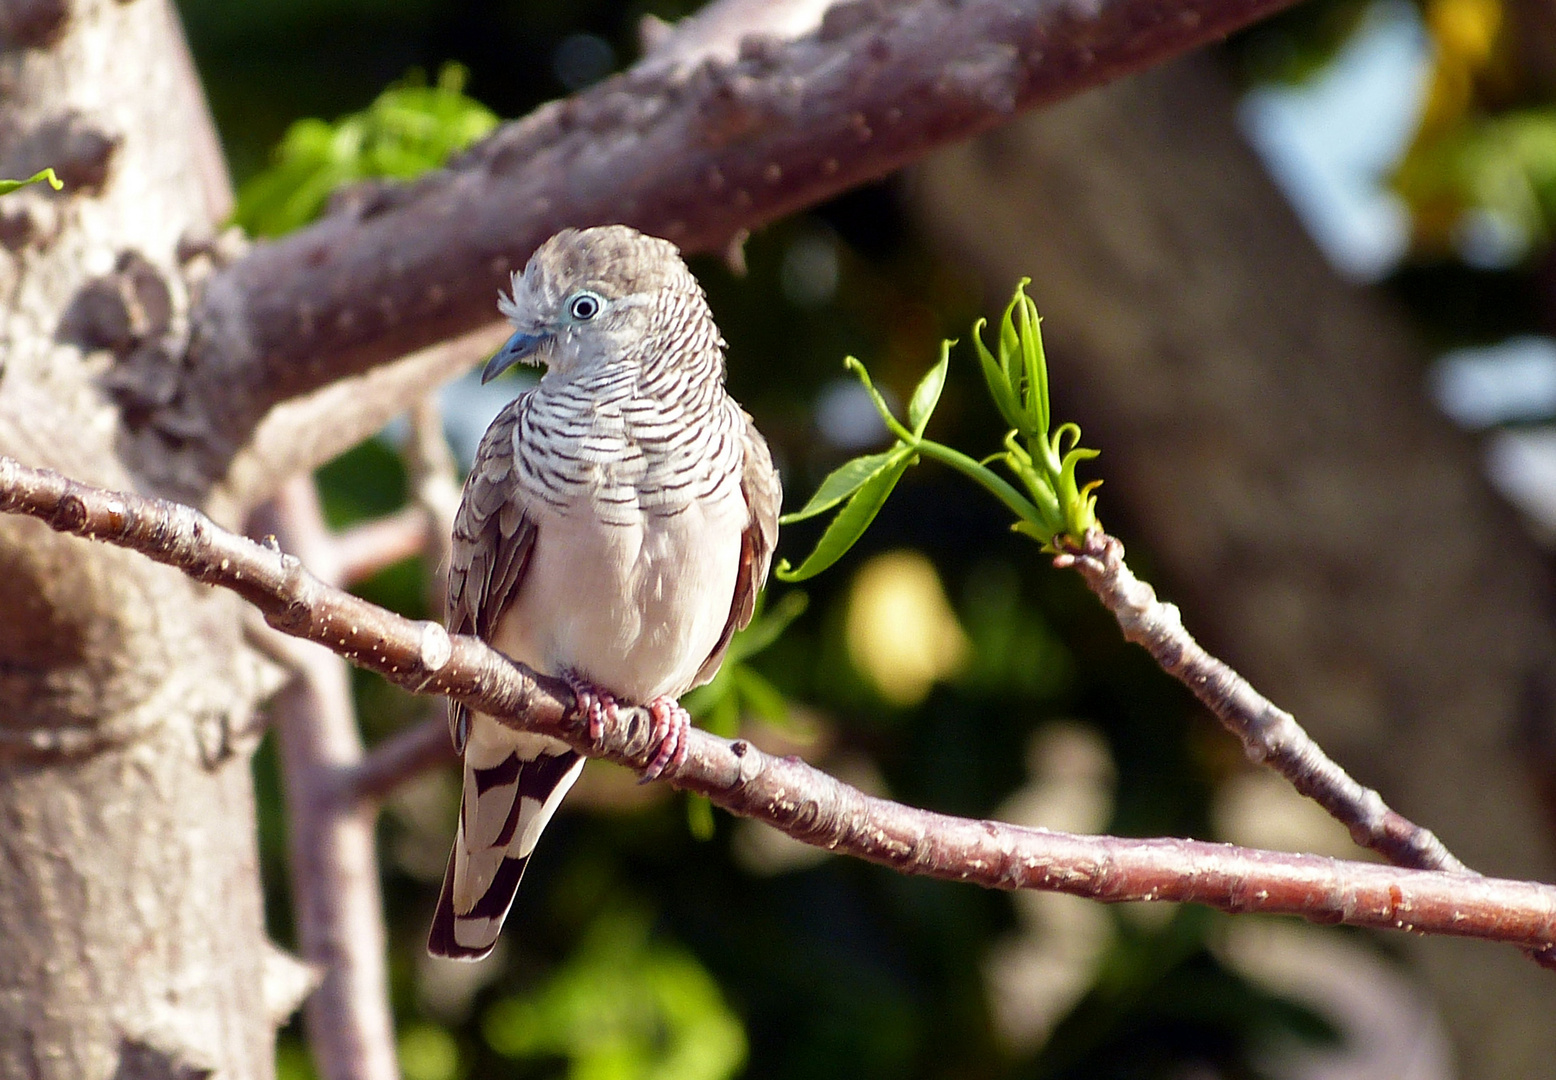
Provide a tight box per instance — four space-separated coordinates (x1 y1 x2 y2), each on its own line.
482 330 548 383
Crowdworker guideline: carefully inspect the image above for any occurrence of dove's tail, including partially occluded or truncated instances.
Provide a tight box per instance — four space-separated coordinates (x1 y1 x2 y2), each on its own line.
428 719 584 960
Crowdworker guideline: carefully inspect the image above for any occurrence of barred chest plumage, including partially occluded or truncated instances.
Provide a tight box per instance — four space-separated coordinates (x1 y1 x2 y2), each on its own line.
493 376 750 704
512 370 744 525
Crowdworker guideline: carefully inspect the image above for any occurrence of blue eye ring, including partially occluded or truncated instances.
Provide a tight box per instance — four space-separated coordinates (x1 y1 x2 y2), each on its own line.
567 292 603 321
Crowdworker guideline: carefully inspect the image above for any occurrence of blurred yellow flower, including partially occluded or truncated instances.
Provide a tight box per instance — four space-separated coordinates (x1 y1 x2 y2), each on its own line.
1417 0 1503 137
845 550 969 706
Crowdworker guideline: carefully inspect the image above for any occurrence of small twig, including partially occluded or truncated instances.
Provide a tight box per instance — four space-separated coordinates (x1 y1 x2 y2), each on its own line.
402 393 461 614
257 478 398 1080
5 456 1556 956
335 506 429 587
334 395 463 805
1056 529 1556 970
344 712 456 804
1056 531 1462 870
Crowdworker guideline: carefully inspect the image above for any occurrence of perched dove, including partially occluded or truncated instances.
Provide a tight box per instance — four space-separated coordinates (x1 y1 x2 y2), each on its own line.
428 225 782 960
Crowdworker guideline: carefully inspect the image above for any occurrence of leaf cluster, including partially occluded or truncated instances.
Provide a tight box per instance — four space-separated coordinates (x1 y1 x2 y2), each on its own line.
233 63 498 237
481 907 747 1080
1396 107 1556 262
778 280 1099 582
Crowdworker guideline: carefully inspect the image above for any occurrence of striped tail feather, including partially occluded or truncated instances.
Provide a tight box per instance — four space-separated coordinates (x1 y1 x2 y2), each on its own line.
428 721 585 960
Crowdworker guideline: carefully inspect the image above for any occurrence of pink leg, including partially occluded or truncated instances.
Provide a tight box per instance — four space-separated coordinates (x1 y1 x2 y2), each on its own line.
563 672 619 744
640 696 691 782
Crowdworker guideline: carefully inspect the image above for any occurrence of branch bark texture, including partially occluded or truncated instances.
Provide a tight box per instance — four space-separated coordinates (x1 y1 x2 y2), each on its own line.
0 2 275 1076
169 0 1305 502
6 455 1556 955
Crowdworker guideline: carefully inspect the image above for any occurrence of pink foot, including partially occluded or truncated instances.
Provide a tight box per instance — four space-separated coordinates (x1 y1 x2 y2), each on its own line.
640 696 691 782
564 672 619 745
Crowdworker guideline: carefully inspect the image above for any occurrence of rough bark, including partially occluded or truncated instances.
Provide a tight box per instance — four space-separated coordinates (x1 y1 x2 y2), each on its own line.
908 53 1556 1080
0 2 285 1077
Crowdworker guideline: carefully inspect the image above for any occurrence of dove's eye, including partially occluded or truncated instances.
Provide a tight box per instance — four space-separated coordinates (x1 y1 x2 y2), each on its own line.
566 292 602 321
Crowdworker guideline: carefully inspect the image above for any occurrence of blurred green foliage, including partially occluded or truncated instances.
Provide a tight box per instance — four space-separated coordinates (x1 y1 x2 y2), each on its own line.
233 63 496 236
1230 0 1556 363
483 906 747 1080
1396 107 1556 263
1385 0 1556 264
181 1 1372 1077
682 591 809 838
399 1023 461 1080
1033 908 1339 1080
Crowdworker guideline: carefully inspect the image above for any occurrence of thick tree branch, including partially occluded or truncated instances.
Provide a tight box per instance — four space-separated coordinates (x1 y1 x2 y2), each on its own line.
172 0 1303 497
5 455 1556 956
206 322 508 521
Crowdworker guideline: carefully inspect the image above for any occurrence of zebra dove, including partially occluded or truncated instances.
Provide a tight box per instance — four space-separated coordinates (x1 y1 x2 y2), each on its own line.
428 225 782 960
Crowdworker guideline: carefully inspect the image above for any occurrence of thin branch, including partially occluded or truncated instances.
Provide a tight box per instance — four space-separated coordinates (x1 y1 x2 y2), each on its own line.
256 478 398 1080
1057 530 1556 971
402 394 461 614
1057 531 1465 872
5 457 1556 956
344 713 457 805
335 506 430 588
172 0 1304 495
302 394 464 592
207 322 508 519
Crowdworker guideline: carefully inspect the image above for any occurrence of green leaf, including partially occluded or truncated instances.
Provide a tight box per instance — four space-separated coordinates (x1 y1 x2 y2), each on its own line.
0 168 61 196
733 667 788 725
1053 424 1101 539
844 356 915 444
998 287 1022 386
727 591 808 663
908 340 951 436
971 320 1024 430
775 447 913 582
779 451 899 524
998 447 1061 531
686 794 715 840
1013 284 1050 434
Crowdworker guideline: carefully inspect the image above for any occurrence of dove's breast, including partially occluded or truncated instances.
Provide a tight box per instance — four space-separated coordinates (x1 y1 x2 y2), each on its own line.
491 392 748 703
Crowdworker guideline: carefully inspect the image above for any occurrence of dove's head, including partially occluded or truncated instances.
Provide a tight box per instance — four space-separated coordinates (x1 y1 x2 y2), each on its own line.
484 225 718 385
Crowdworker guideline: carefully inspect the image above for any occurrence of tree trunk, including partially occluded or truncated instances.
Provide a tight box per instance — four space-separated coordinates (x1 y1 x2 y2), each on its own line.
0 2 286 1075
908 53 1556 1079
